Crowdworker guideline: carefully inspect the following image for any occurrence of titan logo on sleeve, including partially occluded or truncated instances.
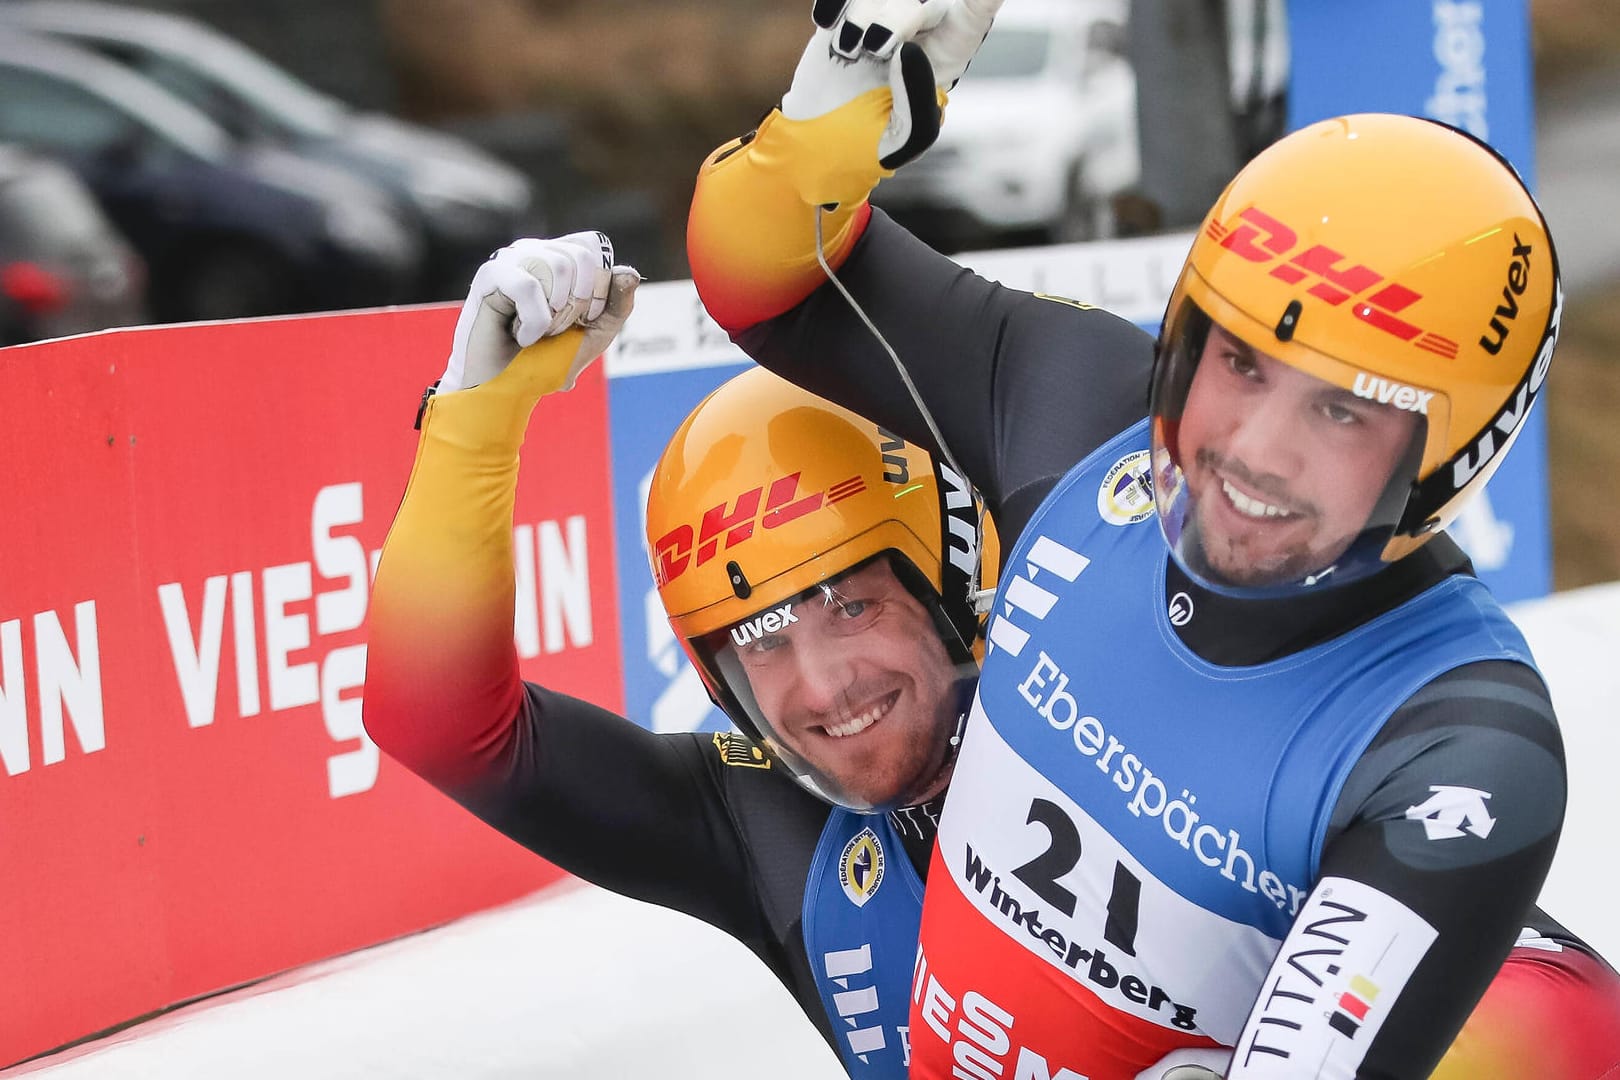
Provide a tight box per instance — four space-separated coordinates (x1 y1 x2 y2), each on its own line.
1234 877 1436 1077
987 535 1090 658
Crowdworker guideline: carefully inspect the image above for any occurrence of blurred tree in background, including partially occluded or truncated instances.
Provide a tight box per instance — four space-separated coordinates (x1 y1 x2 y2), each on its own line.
1532 0 1620 87
1529 0 1620 588
379 0 806 276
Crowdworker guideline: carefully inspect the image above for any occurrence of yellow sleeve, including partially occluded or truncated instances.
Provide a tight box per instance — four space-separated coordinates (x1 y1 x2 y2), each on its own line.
686 92 904 332
362 332 584 787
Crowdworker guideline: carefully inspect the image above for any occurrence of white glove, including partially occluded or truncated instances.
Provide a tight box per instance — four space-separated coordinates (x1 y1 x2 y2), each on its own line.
438 232 640 394
781 0 1005 169
1133 1048 1232 1080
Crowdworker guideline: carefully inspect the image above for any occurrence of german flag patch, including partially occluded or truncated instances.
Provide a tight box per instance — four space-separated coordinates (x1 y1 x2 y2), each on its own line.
712 732 772 769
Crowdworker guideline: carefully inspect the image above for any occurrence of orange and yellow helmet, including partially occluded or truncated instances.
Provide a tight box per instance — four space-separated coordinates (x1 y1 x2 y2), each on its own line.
646 367 996 811
1149 113 1561 593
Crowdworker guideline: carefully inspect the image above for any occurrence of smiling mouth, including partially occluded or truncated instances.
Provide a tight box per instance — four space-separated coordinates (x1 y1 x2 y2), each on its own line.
819 690 900 739
1219 477 1300 521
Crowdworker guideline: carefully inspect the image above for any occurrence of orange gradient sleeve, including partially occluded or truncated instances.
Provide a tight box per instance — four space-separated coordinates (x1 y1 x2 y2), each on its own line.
1431 942 1620 1079
687 103 887 333
363 331 586 793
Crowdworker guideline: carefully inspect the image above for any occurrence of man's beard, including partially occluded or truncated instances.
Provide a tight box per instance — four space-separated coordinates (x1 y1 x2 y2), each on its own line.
1182 502 1350 589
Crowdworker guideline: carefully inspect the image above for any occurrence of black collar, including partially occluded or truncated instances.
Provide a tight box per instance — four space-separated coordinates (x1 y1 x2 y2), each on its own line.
1162 534 1475 666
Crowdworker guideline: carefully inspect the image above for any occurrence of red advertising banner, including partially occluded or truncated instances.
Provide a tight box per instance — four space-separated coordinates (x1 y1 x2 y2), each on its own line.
0 308 623 1066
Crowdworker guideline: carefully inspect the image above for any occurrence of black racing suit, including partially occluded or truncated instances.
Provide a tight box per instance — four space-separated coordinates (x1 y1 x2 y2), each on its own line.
366 212 1609 1077
698 208 1592 1076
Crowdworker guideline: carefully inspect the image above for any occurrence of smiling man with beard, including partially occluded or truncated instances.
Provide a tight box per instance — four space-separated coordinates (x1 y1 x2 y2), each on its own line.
1170 322 1425 591
678 0 1620 1074
364 243 993 1078
707 555 965 808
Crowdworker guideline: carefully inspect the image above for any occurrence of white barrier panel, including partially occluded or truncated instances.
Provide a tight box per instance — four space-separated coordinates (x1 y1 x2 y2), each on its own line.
1508 581 1620 962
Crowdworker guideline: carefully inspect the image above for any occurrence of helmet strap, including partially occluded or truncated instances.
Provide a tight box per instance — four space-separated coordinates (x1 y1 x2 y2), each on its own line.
814 206 991 619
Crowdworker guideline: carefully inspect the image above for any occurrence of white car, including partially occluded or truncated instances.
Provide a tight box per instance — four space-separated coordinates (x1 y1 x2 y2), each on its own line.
874 0 1139 245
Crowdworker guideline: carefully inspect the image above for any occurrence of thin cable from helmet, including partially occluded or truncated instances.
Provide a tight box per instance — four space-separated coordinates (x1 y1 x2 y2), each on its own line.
814 207 994 616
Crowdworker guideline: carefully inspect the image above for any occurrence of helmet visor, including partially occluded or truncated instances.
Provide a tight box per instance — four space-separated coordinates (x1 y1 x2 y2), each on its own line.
1149 298 1432 596
691 552 977 813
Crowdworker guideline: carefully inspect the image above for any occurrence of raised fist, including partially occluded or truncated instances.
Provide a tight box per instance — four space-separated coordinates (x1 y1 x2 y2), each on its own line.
782 0 1006 169
439 232 640 394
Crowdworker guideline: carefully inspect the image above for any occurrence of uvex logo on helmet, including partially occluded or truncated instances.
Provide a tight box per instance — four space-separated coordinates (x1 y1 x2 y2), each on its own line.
1450 281 1562 490
1206 207 1461 359
1400 279 1563 524
1478 235 1534 356
652 472 868 586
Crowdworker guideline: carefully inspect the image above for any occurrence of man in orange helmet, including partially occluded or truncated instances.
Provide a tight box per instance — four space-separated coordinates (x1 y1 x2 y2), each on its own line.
682 0 1620 1077
645 365 996 814
366 218 1614 1080
364 233 996 1076
686 554 965 808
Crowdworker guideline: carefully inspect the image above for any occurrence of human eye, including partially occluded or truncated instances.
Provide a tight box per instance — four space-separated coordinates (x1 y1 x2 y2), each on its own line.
1226 350 1259 379
827 594 880 631
734 632 789 666
1318 398 1363 426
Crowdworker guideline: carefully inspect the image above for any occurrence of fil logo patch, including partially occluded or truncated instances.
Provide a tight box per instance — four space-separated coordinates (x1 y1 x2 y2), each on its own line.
1328 974 1381 1039
1404 785 1496 840
988 535 1090 658
1097 450 1155 525
1205 206 1460 359
840 827 886 907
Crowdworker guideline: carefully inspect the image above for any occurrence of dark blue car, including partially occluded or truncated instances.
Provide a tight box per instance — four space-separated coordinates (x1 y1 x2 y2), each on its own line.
0 1 536 302
0 30 422 322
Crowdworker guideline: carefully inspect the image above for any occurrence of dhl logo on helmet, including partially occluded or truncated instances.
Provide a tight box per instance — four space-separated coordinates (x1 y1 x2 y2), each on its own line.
1206 206 1461 359
651 471 867 586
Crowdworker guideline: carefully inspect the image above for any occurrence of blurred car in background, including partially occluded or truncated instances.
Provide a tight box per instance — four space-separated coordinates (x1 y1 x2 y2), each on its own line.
874 0 1138 248
0 1 535 302
0 143 144 345
0 30 422 323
